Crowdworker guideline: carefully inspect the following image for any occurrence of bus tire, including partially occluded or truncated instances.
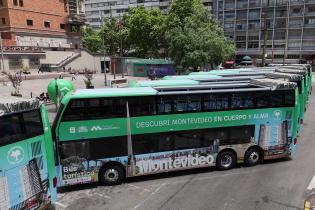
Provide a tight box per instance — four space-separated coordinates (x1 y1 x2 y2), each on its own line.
244 148 260 167
216 150 236 170
99 165 125 186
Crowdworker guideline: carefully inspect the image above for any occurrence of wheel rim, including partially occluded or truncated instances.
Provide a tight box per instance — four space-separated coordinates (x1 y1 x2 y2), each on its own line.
221 154 233 168
104 169 119 182
249 151 259 163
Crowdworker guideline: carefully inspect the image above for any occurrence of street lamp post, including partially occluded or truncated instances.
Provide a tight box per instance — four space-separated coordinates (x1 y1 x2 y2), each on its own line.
0 32 5 73
99 10 108 86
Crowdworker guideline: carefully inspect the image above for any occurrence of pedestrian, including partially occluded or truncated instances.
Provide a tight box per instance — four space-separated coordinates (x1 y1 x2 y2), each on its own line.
38 66 42 74
71 71 77 81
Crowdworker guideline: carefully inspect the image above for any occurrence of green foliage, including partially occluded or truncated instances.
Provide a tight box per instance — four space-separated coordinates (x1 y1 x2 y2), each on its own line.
81 27 102 53
124 6 166 58
166 0 235 71
80 1 235 69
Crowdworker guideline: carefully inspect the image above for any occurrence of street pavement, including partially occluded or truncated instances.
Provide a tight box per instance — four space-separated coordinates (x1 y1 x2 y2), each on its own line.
55 81 315 210
0 73 146 99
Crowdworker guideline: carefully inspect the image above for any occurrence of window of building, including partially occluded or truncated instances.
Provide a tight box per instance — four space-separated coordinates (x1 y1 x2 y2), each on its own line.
19 0 23 6
26 19 33 26
44 21 50 28
1 18 5 25
60 23 65 29
292 8 301 14
29 57 40 68
8 56 22 69
13 0 17 6
309 7 315 13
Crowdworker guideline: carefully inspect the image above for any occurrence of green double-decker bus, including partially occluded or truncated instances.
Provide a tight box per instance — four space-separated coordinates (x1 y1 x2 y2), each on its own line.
0 98 57 210
52 78 299 186
186 68 308 130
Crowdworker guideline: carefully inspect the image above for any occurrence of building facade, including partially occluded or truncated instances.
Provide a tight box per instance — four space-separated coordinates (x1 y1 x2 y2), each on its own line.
85 0 213 29
0 0 85 48
213 0 315 64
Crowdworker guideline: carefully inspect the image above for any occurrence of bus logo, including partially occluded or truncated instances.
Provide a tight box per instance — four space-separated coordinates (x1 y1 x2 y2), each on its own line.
91 126 103 131
273 110 282 120
7 146 25 164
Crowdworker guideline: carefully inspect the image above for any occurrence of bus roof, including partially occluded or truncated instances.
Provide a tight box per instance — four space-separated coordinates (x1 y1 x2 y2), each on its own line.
0 98 40 115
266 72 304 81
62 77 297 104
163 75 222 80
278 66 308 71
189 70 240 75
251 78 297 90
275 69 307 75
62 87 158 103
128 79 200 87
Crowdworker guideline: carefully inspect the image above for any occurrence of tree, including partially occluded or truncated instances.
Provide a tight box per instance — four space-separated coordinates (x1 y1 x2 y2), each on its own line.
81 27 102 53
166 0 235 72
124 6 166 58
3 71 23 96
99 17 120 55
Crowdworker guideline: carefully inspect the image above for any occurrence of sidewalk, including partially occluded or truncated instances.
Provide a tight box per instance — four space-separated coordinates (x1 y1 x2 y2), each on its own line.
0 73 148 99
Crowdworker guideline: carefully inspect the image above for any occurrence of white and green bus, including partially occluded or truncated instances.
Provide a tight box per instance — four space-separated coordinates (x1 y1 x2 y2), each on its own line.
52 79 299 186
0 98 57 210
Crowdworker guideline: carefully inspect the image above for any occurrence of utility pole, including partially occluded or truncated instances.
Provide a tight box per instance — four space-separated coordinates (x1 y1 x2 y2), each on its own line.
0 32 5 73
283 2 289 65
262 13 268 67
99 10 107 86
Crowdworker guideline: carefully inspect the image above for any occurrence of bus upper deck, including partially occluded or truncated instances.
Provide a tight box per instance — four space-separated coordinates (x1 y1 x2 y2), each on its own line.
0 98 56 210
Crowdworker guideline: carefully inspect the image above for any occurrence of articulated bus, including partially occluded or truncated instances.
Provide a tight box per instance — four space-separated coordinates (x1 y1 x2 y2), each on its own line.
52 79 299 186
0 98 56 210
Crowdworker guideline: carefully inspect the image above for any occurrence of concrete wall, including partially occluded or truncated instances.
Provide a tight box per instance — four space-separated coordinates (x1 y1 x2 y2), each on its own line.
64 50 106 73
40 51 74 64
0 53 45 72
0 50 108 73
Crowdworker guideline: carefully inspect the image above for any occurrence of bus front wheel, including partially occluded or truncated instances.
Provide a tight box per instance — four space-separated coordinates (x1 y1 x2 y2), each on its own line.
244 148 261 167
216 150 236 170
99 165 125 186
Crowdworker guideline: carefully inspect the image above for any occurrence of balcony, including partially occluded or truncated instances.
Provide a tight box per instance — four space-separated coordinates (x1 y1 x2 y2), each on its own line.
67 14 87 25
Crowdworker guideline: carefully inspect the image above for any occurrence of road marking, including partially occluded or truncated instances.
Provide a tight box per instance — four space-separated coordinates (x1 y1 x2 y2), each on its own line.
127 184 140 189
95 192 111 199
307 175 315 190
133 184 165 209
55 202 68 209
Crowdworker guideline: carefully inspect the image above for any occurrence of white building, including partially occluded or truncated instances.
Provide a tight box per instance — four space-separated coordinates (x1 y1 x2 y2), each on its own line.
85 0 213 29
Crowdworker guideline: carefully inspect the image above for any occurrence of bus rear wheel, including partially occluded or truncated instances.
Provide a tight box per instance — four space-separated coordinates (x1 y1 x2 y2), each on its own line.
216 151 236 170
99 165 124 186
244 148 261 167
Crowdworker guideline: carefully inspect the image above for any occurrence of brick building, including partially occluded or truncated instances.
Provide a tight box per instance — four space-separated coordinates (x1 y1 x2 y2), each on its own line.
0 0 85 48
